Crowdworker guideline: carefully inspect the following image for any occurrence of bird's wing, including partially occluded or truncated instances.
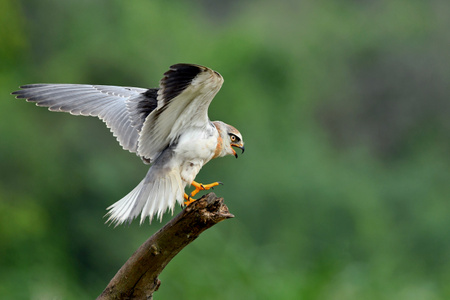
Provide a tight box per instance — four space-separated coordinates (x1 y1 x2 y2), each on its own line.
12 84 157 153
138 64 224 161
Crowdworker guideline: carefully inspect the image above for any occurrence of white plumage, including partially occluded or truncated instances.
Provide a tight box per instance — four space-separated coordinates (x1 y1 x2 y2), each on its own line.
13 64 244 225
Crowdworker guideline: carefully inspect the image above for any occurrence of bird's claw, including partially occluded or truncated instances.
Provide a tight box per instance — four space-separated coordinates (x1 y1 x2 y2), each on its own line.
183 181 223 206
183 193 196 206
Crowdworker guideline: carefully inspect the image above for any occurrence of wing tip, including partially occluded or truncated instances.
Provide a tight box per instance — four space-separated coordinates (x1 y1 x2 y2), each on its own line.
11 84 49 98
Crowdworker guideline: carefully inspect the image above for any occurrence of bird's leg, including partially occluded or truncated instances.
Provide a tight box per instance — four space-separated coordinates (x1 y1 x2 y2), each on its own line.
190 181 222 197
183 181 223 206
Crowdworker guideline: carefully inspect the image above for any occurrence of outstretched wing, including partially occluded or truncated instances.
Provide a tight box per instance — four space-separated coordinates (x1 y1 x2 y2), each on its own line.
12 84 157 153
138 63 224 161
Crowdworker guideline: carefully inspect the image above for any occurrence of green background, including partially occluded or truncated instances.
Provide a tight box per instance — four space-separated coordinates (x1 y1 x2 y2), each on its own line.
1 0 450 299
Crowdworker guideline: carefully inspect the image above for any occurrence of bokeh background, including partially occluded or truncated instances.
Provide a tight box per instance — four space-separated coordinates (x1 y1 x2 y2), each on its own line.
1 0 450 299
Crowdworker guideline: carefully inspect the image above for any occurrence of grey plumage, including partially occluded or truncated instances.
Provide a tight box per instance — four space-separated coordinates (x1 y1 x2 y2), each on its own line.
13 84 150 154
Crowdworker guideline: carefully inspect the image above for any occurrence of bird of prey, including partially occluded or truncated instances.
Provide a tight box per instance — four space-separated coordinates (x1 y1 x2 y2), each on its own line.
12 63 244 225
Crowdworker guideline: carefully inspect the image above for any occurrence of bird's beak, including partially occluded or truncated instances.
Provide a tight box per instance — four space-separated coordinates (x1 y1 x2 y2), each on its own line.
231 144 245 158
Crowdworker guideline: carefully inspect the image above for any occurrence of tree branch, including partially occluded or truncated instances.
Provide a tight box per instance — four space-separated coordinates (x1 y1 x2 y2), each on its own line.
97 193 234 300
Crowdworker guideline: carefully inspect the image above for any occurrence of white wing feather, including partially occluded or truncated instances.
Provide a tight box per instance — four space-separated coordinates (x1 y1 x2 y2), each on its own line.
138 66 223 161
13 84 147 153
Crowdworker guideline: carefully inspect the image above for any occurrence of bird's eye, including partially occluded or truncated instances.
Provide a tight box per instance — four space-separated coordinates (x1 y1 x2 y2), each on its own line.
229 134 239 143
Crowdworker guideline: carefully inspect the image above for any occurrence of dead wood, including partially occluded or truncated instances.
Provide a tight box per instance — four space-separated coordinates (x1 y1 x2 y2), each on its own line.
97 193 234 300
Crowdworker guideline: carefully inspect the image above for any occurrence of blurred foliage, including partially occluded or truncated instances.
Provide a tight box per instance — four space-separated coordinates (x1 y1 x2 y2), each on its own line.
1 0 450 299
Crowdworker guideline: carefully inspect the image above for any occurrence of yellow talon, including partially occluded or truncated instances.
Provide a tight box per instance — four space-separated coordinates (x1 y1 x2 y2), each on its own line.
183 180 222 206
183 193 196 206
190 181 221 197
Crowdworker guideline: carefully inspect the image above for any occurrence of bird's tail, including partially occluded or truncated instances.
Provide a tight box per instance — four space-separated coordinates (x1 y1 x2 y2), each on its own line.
105 168 184 226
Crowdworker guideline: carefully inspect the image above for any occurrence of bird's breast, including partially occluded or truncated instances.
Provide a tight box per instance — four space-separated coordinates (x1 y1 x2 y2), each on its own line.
174 127 218 184
175 128 217 159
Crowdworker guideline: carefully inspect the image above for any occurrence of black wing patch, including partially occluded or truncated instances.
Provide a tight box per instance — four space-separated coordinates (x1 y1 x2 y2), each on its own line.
126 88 158 132
159 63 202 104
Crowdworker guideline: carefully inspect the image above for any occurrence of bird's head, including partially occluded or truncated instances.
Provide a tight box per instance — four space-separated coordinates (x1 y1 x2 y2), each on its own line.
213 121 245 158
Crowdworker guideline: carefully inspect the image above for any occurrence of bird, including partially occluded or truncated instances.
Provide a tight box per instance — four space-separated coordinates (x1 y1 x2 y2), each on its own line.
12 63 244 225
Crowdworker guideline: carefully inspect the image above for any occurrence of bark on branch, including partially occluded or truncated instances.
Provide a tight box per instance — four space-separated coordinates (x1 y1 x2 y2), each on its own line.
97 193 234 300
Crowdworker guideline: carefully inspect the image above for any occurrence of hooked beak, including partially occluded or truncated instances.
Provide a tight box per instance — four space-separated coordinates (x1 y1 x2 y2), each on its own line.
231 144 245 158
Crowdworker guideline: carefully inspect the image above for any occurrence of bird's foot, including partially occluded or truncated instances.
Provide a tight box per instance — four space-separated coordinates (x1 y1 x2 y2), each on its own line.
183 193 196 206
190 181 223 197
183 181 223 206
